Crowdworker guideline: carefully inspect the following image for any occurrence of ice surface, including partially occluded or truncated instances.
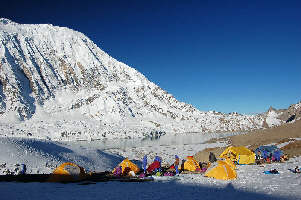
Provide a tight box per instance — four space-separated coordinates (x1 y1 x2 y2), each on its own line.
266 111 282 127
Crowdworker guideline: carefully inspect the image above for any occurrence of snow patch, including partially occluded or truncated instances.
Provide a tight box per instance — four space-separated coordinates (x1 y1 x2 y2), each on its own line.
266 111 282 127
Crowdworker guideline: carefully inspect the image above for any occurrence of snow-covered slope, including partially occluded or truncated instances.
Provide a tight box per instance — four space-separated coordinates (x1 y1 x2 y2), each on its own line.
0 137 122 174
0 18 293 140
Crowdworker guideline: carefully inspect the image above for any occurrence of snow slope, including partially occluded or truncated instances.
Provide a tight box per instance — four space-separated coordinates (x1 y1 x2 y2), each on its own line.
0 137 124 174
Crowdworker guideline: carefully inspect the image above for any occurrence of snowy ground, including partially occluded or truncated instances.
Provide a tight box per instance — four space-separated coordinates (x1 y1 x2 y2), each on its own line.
1 159 301 200
0 134 301 200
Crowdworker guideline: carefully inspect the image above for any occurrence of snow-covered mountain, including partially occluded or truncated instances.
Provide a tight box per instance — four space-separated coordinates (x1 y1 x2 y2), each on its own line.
262 102 301 127
0 18 296 140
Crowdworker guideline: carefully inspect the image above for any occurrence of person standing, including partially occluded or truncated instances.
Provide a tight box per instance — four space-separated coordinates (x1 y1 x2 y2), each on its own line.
174 155 180 174
142 155 147 174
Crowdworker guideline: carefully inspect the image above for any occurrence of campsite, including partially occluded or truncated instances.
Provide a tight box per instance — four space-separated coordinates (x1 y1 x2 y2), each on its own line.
1 1 301 199
1 120 301 200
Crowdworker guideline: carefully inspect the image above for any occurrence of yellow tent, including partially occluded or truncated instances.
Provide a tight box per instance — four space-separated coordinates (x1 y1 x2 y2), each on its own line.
112 158 140 175
219 146 255 165
224 158 237 169
180 156 201 172
48 162 86 182
205 160 237 180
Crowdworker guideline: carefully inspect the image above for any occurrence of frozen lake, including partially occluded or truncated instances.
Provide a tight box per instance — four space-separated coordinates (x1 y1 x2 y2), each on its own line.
68 131 242 150
0 131 242 175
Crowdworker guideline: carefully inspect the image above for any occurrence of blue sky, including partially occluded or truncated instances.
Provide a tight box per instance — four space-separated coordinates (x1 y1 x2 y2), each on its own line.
2 0 301 114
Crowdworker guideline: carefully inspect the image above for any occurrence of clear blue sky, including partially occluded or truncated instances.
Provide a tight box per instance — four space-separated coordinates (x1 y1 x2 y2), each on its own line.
2 0 301 114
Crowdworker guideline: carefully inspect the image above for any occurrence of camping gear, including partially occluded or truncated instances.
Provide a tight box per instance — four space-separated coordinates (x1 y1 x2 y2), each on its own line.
255 145 283 162
155 171 162 176
289 167 301 174
180 156 201 172
205 160 237 180
147 156 162 174
164 171 175 176
129 171 136 177
293 166 301 173
48 162 86 182
273 151 281 161
264 169 279 174
113 166 122 176
112 158 140 176
220 146 255 165
139 173 146 178
201 168 207 173
147 161 160 174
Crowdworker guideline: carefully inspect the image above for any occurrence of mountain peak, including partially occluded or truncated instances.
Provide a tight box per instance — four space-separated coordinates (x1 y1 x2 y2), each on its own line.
268 106 276 112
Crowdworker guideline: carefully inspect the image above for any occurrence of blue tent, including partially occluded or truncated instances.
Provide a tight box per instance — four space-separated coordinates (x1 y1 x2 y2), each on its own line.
255 145 283 160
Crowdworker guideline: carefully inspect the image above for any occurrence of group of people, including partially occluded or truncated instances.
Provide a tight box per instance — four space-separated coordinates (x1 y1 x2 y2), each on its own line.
255 150 285 164
141 155 181 177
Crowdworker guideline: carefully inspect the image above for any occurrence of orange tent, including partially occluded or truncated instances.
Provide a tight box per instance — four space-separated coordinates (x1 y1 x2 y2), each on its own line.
48 162 86 182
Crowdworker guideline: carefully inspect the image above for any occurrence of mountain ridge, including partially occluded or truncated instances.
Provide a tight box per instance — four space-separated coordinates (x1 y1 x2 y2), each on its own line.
0 18 299 140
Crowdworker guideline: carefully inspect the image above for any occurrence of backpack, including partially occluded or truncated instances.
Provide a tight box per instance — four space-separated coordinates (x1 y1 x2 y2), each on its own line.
164 172 175 176
113 166 122 176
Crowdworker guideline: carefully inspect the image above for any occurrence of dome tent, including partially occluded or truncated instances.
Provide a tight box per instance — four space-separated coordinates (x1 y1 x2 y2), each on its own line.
180 156 201 172
220 146 255 165
112 158 140 176
48 162 86 182
205 160 237 180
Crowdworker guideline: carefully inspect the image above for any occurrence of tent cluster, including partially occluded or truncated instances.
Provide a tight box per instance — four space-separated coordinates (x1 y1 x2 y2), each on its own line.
204 146 254 180
110 155 204 178
109 146 258 180
204 145 288 180
46 145 288 182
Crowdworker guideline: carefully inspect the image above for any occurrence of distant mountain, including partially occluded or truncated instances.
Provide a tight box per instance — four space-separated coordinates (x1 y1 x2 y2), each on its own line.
0 18 298 140
262 102 301 127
